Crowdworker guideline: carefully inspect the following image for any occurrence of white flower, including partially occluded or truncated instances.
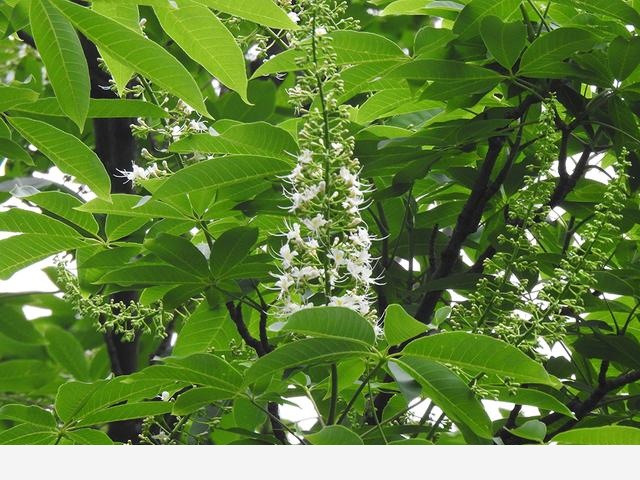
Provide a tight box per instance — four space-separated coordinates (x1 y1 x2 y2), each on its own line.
275 273 295 297
298 149 314 164
152 431 170 443
288 11 300 24
288 164 304 182
279 243 298 268
245 44 263 62
350 227 371 248
298 266 322 280
315 26 328 36
171 125 183 140
189 120 207 132
160 391 171 401
329 248 345 265
304 213 328 232
286 223 303 244
331 142 344 153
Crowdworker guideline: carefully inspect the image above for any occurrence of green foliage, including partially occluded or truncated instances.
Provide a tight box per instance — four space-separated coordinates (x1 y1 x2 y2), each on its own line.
1 0 640 447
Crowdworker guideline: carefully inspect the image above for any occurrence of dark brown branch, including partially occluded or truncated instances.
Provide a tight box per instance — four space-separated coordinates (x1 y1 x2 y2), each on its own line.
415 136 506 323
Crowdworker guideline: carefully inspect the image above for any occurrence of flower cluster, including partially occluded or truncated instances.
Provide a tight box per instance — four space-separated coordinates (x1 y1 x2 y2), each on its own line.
56 259 170 342
451 99 563 352
273 1 377 319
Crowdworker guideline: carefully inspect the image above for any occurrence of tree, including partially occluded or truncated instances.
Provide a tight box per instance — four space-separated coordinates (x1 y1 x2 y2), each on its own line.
0 0 639 446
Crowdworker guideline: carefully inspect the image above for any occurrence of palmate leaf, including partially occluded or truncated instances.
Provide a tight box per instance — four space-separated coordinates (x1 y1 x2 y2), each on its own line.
76 194 188 220
75 402 173 427
173 386 240 415
64 428 113 445
0 208 83 237
21 191 100 235
551 426 640 445
7 117 112 201
0 404 56 428
154 3 249 103
0 424 58 445
170 122 298 160
210 226 258 276
282 306 377 346
90 1 139 96
253 31 407 77
402 332 560 387
173 306 237 357
383 304 426 346
30 0 89 130
55 378 176 423
244 338 372 385
480 15 526 70
13 97 169 119
0 234 87 280
453 0 522 40
0 85 39 111
45 326 90 381
306 425 363 445
50 0 209 116
153 155 291 199
389 358 493 440
518 27 598 78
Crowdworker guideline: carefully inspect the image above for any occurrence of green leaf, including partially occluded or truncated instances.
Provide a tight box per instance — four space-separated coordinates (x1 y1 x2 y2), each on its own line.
154 3 248 103
383 304 426 346
96 263 208 286
22 191 99 235
153 155 291 199
145 233 209 278
0 360 57 393
173 386 239 415
75 401 173 427
453 0 521 39
493 387 575 418
554 0 640 26
173 304 237 356
55 378 174 423
7 117 112 201
198 0 300 30
609 36 640 81
507 419 546 443
390 358 493 439
0 306 44 345
45 326 90 381
170 122 297 160
76 194 187 220
105 215 147 241
403 332 560 387
0 85 39 111
30 0 89 129
13 97 169 118
0 424 57 445
253 31 407 77
0 208 83 237
64 428 113 445
0 404 56 428
210 226 258 276
573 334 640 369
50 0 209 117
387 59 503 100
0 234 86 280
0 137 33 165
306 425 363 445
480 16 526 70
244 338 371 385
552 426 640 444
90 1 139 96
138 354 243 394
282 306 376 346
519 28 598 78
